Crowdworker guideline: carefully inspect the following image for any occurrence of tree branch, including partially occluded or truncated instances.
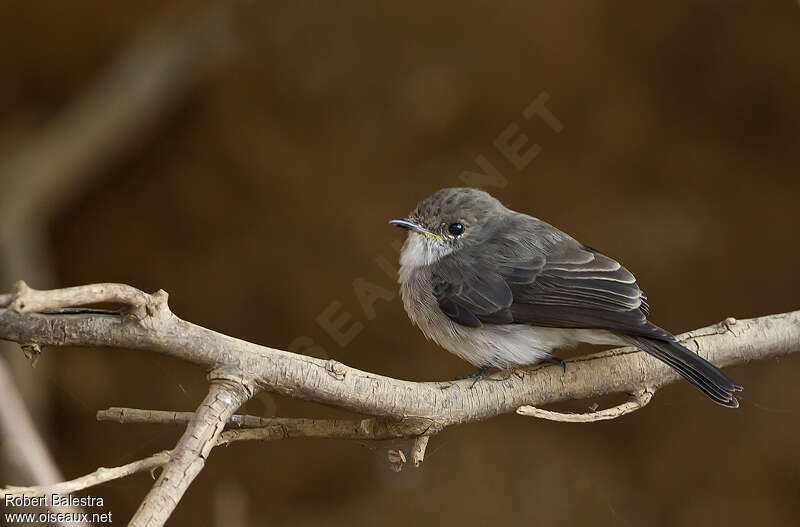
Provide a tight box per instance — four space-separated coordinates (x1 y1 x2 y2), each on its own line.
2 452 171 500
517 388 653 422
2 281 149 315
1 282 798 525
2 409 437 499
96 407 437 443
129 375 254 527
2 283 797 423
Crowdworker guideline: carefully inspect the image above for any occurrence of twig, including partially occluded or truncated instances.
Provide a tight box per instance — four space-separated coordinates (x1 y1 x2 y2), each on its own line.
2 452 171 499
386 434 431 472
6 281 150 315
0 410 437 498
96 407 437 443
517 389 654 422
97 407 274 428
410 436 431 467
387 449 407 473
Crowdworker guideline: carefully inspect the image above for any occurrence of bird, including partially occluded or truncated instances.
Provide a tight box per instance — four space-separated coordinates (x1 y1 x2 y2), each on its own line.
389 187 742 407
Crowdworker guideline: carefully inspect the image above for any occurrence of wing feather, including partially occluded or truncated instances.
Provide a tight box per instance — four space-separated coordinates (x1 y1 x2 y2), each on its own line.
430 220 655 335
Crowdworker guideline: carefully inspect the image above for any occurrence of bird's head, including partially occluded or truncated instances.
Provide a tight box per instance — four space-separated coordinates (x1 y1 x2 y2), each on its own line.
390 187 507 267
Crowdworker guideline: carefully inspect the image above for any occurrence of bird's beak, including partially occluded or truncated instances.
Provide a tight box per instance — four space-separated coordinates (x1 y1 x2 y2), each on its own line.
389 218 439 238
389 218 422 231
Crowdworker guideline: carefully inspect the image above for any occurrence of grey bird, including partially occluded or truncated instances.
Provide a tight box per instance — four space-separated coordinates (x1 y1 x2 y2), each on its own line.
390 187 742 407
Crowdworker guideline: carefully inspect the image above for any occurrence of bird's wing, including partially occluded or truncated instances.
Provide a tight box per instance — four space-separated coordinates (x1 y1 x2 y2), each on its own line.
430 221 666 338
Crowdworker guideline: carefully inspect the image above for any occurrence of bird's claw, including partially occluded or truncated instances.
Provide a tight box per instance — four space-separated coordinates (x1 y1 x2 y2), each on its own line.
545 356 567 373
457 366 493 388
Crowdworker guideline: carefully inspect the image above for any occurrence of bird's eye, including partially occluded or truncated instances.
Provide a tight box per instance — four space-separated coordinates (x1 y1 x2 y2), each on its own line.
448 223 465 236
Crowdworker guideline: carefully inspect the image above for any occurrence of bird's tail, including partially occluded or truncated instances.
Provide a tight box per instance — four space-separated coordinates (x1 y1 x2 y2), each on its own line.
627 335 742 408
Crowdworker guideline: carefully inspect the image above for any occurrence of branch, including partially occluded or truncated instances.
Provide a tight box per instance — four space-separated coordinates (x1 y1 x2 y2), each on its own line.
128 375 254 527
2 409 436 498
2 283 797 425
410 436 431 467
1 282 798 524
1 281 149 315
96 407 437 443
2 452 171 500
517 388 654 422
96 407 273 427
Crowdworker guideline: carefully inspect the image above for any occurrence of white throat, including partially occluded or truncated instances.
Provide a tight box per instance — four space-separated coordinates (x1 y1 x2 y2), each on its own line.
399 232 453 269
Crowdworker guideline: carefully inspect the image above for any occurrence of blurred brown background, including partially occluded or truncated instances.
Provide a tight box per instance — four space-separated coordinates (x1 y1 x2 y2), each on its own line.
1 1 799 526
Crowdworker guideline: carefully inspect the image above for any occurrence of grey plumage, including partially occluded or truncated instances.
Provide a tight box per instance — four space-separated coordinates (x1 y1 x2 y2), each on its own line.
391 187 742 407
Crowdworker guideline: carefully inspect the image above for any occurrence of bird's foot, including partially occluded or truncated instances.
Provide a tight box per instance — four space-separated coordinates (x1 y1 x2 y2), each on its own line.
457 366 493 388
457 366 493 380
545 356 567 373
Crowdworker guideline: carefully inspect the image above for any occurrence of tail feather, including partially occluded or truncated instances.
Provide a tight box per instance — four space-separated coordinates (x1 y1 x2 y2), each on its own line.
628 336 742 408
